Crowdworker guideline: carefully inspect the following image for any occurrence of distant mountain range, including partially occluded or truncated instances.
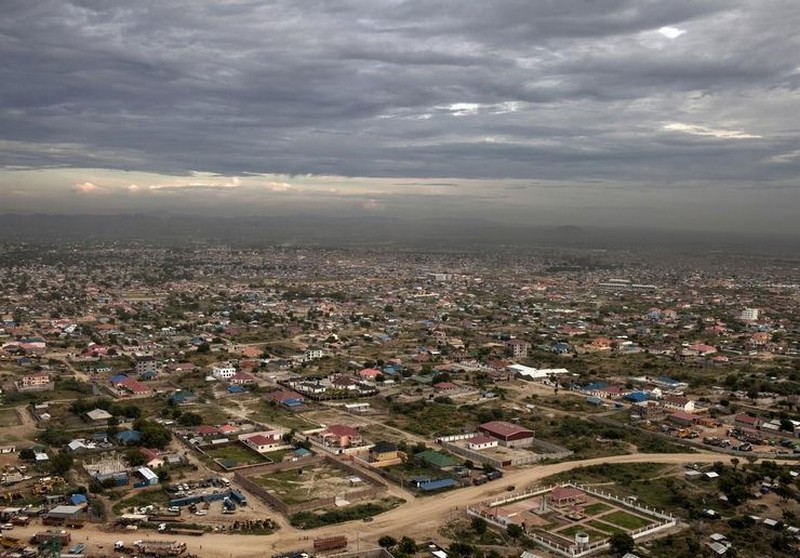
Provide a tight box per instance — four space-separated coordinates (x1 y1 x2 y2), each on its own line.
0 213 796 254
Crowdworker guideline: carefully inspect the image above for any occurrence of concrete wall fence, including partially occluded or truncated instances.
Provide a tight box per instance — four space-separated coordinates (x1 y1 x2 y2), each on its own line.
234 455 387 515
467 482 676 558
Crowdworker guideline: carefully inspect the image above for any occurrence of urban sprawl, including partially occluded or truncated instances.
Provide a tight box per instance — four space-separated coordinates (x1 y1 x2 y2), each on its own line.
1 242 799 558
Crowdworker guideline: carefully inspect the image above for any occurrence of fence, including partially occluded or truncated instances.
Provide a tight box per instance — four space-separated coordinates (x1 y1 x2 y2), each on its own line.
234 455 388 515
468 482 677 558
439 437 571 469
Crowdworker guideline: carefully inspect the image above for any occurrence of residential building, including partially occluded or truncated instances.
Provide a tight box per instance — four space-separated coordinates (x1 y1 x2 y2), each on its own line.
506 338 529 359
17 372 53 392
212 362 237 380
134 355 158 377
319 424 362 448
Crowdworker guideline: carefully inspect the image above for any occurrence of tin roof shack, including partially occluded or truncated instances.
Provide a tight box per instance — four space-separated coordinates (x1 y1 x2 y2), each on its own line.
43 505 86 527
134 467 160 488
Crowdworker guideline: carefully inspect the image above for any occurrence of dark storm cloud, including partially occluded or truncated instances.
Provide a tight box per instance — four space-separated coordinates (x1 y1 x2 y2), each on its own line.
0 0 798 188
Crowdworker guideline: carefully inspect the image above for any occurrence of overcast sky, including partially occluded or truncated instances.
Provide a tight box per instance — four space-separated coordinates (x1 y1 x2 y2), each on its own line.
1 1 799 233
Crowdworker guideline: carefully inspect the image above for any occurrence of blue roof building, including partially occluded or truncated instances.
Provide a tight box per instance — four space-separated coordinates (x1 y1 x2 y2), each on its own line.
583 381 609 391
624 391 648 403
170 390 194 405
116 430 141 445
655 376 683 387
109 373 129 384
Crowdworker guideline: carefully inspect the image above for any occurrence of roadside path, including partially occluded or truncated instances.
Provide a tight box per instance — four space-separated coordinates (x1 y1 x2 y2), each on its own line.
11 452 750 557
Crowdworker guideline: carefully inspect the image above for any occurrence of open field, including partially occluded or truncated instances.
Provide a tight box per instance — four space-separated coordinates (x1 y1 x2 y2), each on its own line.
251 461 365 505
582 502 610 515
586 519 627 535
204 443 269 467
0 408 21 427
602 510 652 530
246 401 318 431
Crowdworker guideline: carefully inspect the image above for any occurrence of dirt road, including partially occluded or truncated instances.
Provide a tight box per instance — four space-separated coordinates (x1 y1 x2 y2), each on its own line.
12 452 744 557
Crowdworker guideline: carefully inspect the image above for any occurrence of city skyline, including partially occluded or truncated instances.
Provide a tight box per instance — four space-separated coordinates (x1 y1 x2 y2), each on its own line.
1 1 799 233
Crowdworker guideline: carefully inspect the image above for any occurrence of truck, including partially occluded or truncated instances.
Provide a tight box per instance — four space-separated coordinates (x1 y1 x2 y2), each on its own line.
229 490 247 506
135 540 188 556
31 531 71 545
472 475 487 486
168 528 204 537
313 536 347 552
486 470 503 481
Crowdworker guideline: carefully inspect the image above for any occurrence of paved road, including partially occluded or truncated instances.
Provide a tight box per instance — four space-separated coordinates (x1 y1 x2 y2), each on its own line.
10 452 747 558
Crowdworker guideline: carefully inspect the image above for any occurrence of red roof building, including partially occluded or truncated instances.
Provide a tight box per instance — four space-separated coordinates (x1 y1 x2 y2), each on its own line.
478 421 535 446
320 424 362 448
118 378 152 395
549 486 585 504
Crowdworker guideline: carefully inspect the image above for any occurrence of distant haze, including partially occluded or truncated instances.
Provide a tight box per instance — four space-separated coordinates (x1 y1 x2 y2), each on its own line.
1 1 799 234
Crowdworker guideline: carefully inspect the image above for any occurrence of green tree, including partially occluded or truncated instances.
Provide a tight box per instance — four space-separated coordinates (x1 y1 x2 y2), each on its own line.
134 419 172 449
609 533 635 557
378 536 397 549
507 523 524 539
19 448 35 460
49 451 75 476
124 448 146 467
107 415 120 438
471 515 487 536
398 536 417 555
177 412 203 427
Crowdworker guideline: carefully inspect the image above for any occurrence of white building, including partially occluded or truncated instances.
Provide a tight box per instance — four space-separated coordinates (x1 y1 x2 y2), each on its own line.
211 362 236 380
305 348 324 360
467 435 499 451
240 430 286 453
740 308 759 322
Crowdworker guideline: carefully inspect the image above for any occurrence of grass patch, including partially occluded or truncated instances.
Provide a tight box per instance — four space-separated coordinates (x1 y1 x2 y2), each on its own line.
191 404 234 425
289 497 404 529
112 488 170 515
602 510 652 530
587 519 627 535
385 400 502 437
248 402 317 431
205 443 268 467
582 502 611 515
0 409 21 427
544 462 670 486
558 525 607 540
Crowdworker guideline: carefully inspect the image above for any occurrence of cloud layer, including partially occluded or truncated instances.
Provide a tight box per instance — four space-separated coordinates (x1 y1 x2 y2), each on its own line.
1 1 799 231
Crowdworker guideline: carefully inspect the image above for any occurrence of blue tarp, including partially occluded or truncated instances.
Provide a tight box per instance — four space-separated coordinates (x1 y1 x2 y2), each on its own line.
419 479 456 491
583 382 609 391
70 493 88 505
624 391 648 402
